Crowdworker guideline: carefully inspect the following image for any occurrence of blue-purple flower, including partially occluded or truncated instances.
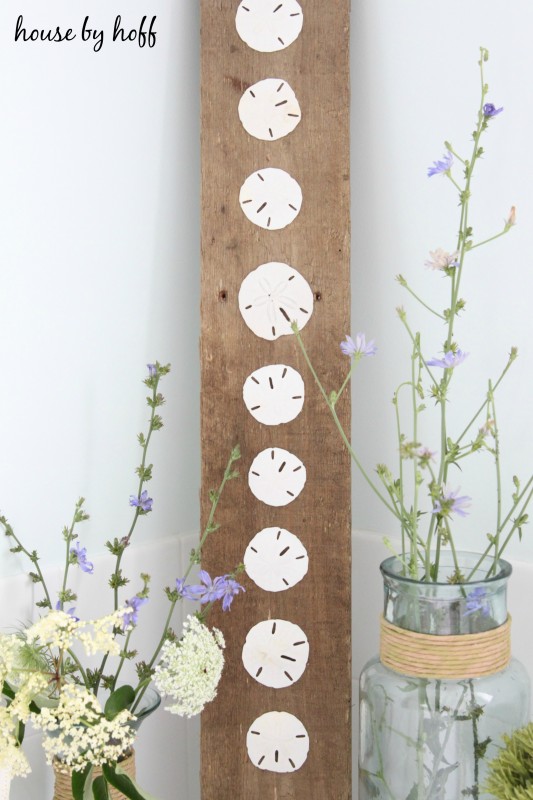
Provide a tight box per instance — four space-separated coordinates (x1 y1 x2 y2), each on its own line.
122 595 149 628
432 485 471 519
426 350 469 370
70 542 94 574
340 333 377 358
147 363 157 378
217 576 246 612
427 151 453 177
464 587 491 617
483 103 503 118
129 490 153 512
176 570 245 612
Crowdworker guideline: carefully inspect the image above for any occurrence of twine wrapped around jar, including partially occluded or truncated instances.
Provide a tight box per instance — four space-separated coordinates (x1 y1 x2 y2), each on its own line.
52 750 136 800
380 614 512 679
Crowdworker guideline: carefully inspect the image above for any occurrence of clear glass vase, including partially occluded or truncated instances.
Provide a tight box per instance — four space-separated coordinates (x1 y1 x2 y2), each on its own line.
359 552 530 800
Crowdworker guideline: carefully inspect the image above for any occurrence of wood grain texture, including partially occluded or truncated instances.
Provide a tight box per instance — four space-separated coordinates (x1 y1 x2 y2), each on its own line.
200 2 351 797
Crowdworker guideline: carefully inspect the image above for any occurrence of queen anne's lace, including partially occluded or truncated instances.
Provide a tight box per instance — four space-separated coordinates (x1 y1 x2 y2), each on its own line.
31 684 136 770
154 615 225 717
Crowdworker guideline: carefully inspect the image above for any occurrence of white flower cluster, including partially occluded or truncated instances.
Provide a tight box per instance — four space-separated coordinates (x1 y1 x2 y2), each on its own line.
0 635 48 777
154 615 225 718
0 708 31 778
31 684 136 771
25 611 78 652
25 609 124 658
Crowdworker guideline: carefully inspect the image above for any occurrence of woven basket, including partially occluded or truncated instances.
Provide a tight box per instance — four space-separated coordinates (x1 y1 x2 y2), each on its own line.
53 750 136 800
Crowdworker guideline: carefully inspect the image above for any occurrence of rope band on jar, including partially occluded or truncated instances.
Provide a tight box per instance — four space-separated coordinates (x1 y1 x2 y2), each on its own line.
380 615 512 679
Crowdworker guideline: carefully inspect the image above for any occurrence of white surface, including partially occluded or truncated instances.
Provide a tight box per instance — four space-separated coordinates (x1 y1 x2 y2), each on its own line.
243 365 305 426
239 168 302 230
235 0 303 53
248 447 306 507
0 771 10 800
246 711 309 773
242 618 309 688
238 262 313 340
238 78 301 141
244 526 309 592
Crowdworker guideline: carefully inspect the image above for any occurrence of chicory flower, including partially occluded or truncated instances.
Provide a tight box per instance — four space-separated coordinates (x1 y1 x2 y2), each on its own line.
70 542 94 574
432 485 471 518
427 350 468 370
129 490 153 512
340 333 377 358
427 151 453 176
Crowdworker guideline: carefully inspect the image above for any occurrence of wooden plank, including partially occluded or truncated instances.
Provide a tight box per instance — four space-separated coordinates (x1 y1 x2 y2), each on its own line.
200 1 351 797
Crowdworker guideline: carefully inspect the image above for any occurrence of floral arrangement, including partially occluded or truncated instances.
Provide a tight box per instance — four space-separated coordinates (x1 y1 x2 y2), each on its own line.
293 48 532 583
485 722 533 799
0 362 244 798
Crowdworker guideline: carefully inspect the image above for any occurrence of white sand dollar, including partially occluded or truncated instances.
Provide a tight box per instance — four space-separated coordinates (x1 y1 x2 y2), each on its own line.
243 364 304 425
235 0 303 53
247 711 309 772
242 619 309 688
238 262 313 341
238 79 301 141
248 447 306 507
244 527 309 592
239 168 302 230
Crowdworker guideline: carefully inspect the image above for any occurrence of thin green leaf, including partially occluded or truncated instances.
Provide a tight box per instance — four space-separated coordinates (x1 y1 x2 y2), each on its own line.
102 764 160 800
104 685 135 721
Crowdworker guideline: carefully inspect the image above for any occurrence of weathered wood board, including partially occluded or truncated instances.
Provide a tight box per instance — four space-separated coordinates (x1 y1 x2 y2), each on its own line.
200 1 351 796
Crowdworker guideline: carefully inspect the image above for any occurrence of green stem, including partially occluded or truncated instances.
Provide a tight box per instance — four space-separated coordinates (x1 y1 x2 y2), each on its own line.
468 226 511 251
398 278 446 320
455 351 517 446
130 447 241 712
489 383 502 562
294 326 401 519
0 517 53 610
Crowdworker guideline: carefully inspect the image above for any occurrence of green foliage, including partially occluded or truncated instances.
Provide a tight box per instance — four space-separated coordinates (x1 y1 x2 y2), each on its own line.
485 723 533 799
104 685 135 721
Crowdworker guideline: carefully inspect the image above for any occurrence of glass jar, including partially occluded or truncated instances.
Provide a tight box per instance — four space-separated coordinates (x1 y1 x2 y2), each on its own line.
359 552 530 799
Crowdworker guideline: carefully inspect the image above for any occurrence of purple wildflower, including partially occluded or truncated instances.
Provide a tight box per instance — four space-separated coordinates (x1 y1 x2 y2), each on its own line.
147 364 157 378
417 446 437 465
426 350 468 370
180 570 226 604
483 103 503 118
122 595 149 629
176 571 245 612
129 490 153 512
432 485 471 519
70 542 94 574
464 587 491 617
217 576 246 612
427 151 453 177
340 333 377 358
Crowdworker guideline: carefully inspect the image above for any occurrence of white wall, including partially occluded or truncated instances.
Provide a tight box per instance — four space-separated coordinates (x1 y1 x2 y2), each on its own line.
1 1 533 798
0 0 201 577
351 0 533 562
